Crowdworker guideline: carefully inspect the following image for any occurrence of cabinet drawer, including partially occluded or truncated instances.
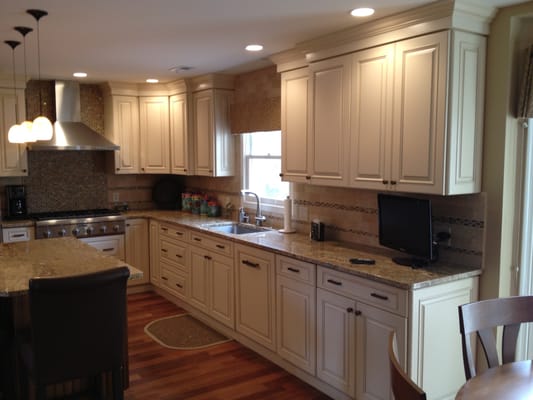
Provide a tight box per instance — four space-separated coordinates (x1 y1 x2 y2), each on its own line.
317 266 407 317
2 226 32 243
190 231 232 257
160 239 189 274
161 263 188 299
276 255 316 286
159 223 189 242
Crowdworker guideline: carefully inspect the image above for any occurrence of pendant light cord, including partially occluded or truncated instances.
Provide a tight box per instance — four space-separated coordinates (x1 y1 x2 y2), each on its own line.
4 40 21 123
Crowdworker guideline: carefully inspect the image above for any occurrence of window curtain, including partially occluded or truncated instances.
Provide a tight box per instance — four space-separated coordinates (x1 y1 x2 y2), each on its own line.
230 66 281 134
517 44 533 119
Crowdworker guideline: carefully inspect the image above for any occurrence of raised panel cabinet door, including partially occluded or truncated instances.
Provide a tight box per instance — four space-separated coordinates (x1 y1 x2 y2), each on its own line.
281 67 312 183
193 91 214 176
276 274 316 375
125 218 150 285
139 96 170 174
169 93 191 175
316 288 356 397
309 54 351 187
350 45 394 190
355 302 407 400
235 245 276 351
189 246 210 314
209 252 235 329
110 95 140 174
0 89 28 176
79 235 125 260
212 90 234 177
392 31 448 194
149 220 161 287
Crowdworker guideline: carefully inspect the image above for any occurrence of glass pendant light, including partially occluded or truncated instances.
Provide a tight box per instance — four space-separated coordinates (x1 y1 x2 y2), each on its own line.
14 26 36 142
5 40 25 144
27 9 53 141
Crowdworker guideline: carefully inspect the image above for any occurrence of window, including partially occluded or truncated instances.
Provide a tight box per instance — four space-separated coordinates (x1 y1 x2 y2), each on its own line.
242 131 289 212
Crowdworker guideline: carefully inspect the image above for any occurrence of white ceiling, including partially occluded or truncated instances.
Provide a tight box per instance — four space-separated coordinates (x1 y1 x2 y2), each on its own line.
0 0 527 84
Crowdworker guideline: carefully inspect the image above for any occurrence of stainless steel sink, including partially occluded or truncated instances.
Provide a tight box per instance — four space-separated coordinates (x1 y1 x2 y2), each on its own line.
204 222 271 235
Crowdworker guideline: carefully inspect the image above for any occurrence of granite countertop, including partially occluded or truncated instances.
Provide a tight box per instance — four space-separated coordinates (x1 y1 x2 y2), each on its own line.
125 210 482 290
0 237 143 297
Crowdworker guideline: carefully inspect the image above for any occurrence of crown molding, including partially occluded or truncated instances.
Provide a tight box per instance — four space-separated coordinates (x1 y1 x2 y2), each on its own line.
190 74 235 92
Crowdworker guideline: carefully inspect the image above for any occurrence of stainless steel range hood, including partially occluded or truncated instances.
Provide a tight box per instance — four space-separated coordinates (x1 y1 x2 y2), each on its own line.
27 81 119 151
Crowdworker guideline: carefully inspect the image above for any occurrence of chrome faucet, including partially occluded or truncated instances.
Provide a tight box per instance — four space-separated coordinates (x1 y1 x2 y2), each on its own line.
241 190 266 226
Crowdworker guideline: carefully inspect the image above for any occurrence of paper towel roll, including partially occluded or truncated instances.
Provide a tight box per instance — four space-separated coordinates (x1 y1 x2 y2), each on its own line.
280 196 296 233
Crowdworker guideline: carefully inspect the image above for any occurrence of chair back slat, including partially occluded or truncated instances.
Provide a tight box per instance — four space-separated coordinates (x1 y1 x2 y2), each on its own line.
458 295 533 380
388 332 427 400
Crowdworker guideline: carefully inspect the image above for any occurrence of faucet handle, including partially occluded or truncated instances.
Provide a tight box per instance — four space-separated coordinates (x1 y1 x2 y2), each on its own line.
255 215 266 226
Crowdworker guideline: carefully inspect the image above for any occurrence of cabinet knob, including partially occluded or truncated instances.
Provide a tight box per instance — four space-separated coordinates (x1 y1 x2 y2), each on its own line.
390 180 397 185
116 168 120 171
306 175 311 180
279 173 284 178
355 310 362 316
382 180 389 185
22 169 27 173
347 307 354 313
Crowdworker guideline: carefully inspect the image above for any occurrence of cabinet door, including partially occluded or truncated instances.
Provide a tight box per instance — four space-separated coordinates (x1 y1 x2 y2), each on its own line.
0 89 28 177
125 219 150 285
280 67 312 183
235 245 276 351
210 252 234 328
392 31 448 194
355 302 407 400
276 275 316 375
139 96 170 173
149 220 161 287
189 246 210 313
109 95 140 174
193 91 214 176
316 288 356 397
169 93 192 175
350 45 394 190
309 55 351 187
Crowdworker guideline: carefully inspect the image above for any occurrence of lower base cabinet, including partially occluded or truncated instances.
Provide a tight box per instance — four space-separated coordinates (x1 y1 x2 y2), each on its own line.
125 218 150 285
235 244 276 351
80 234 125 260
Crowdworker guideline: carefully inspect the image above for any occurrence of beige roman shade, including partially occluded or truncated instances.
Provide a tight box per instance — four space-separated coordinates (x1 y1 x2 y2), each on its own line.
518 44 533 119
230 65 281 134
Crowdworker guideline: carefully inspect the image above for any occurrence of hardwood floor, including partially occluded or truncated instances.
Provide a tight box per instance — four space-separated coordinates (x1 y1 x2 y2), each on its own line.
125 291 331 400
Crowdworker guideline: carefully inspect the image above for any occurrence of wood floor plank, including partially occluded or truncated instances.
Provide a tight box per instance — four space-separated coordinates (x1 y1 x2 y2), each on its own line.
125 291 331 400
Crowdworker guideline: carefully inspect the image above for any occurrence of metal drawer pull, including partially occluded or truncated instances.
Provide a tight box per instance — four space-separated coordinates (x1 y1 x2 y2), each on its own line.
175 231 183 236
371 293 389 301
216 244 225 249
287 267 300 273
204 255 212 260
242 260 260 268
12 233 26 238
327 279 342 286
176 283 183 289
161 276 168 281
161 248 168 253
102 248 114 252
161 227 168 232
193 237 202 242
175 254 183 258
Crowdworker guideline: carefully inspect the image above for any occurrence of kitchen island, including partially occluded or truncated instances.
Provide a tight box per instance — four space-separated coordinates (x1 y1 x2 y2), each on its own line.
0 237 142 399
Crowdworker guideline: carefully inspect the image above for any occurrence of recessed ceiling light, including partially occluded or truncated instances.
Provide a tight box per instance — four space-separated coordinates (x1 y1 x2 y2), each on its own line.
146 78 159 83
245 44 263 52
350 7 375 17
73 72 87 78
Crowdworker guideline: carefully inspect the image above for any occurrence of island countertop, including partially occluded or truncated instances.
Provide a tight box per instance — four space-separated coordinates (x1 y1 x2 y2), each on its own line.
0 237 143 297
124 210 481 290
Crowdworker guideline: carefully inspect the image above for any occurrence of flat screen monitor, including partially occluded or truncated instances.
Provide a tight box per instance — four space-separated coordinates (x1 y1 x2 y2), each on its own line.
378 194 435 268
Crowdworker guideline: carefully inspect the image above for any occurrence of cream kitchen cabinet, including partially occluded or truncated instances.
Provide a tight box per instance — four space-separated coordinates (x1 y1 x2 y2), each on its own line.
103 94 140 174
169 92 193 175
276 255 316 375
192 88 234 177
125 218 150 286
280 67 312 183
235 243 276 351
149 220 161 287
350 31 485 195
0 88 28 177
159 223 190 300
139 96 170 174
80 234 125 260
189 231 234 328
308 55 351 187
2 226 33 242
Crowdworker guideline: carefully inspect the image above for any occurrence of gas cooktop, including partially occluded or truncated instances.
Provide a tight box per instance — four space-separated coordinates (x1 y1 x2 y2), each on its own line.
30 208 121 221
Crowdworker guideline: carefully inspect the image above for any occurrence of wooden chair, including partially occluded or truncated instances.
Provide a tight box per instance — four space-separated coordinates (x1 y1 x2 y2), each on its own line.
19 267 130 400
388 332 427 400
458 295 533 380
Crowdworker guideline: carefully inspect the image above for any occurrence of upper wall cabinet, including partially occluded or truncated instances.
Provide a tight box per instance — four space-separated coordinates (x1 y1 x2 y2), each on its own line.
274 0 489 195
139 96 170 173
0 88 28 177
169 92 193 175
191 75 234 177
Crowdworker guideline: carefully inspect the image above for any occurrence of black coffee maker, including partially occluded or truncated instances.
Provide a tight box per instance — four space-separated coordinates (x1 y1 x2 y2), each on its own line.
6 185 28 218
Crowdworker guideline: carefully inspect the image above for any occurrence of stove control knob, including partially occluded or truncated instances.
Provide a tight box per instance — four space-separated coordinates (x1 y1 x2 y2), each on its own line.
100 225 108 233
86 226 94 235
58 228 67 237
72 227 80 236
113 224 120 232
44 230 52 238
